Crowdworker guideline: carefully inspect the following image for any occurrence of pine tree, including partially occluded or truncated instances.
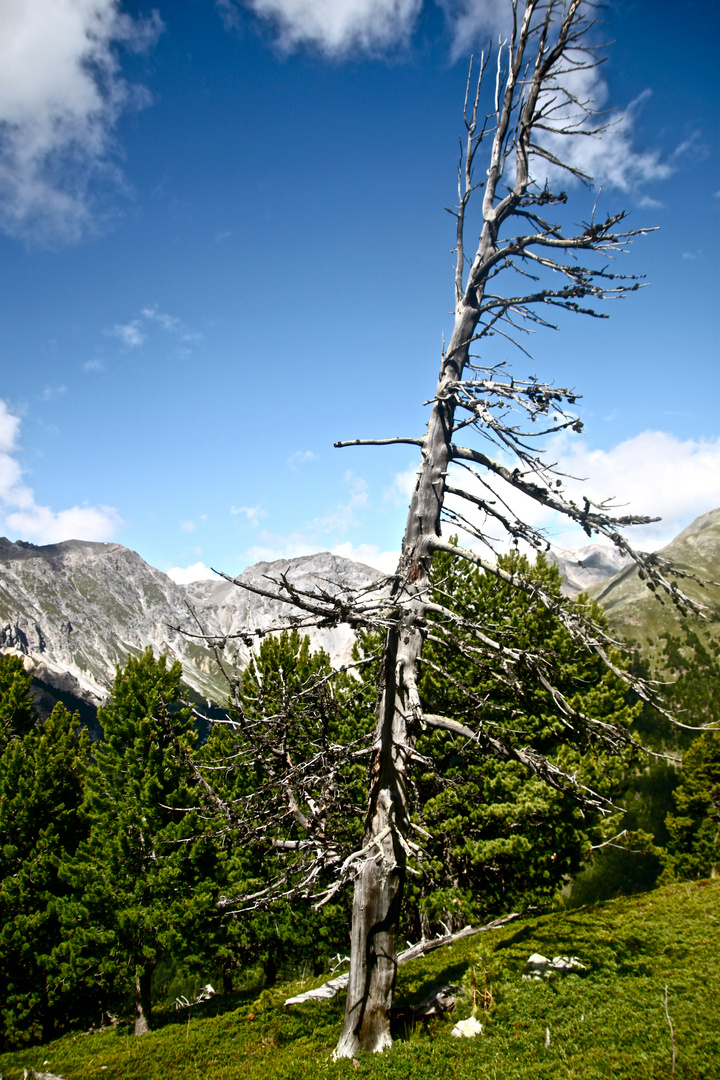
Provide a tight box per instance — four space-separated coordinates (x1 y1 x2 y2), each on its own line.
666 732 720 881
73 649 198 1035
197 631 367 987
408 546 640 933
0 652 36 748
0 702 89 1047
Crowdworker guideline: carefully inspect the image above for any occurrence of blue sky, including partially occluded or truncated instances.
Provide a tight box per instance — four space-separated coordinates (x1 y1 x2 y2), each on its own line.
0 0 718 581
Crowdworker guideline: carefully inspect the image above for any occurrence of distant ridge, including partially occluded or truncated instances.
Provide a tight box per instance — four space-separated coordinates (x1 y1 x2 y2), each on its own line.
588 507 720 653
547 543 631 596
0 539 380 717
2 509 718 719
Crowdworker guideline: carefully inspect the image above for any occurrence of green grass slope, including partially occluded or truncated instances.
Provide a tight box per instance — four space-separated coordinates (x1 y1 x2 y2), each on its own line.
3 879 718 1080
590 509 720 661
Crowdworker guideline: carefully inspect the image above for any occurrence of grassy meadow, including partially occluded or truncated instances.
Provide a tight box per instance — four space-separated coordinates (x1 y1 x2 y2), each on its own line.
1 879 718 1080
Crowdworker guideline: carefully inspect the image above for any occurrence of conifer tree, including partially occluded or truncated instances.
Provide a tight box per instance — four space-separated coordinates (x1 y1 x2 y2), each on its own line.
0 701 89 1047
196 630 368 986
665 732 720 881
74 649 198 1035
0 652 36 748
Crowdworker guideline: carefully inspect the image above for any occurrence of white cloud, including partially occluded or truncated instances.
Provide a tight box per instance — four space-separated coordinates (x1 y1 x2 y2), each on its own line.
244 536 323 564
0 397 121 544
312 471 368 534
42 385 67 402
108 320 145 348
440 7 673 197
223 0 421 54
180 520 196 533
0 0 163 245
287 449 317 470
437 429 720 557
216 0 242 31
0 401 22 456
166 561 216 584
231 505 266 524
542 431 720 551
331 541 398 574
384 462 420 506
439 0 511 54
83 357 106 372
534 82 672 194
236 473 372 565
107 306 201 350
5 503 122 544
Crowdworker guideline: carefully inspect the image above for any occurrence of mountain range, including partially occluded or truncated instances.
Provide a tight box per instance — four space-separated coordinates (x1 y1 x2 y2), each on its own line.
587 507 720 660
0 539 379 719
1 509 718 718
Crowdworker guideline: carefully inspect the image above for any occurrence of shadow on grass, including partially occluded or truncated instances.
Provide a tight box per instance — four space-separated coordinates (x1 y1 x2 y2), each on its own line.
149 988 265 1032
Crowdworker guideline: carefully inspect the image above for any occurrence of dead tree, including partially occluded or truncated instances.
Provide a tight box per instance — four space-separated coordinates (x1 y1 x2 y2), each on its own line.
189 0 711 1059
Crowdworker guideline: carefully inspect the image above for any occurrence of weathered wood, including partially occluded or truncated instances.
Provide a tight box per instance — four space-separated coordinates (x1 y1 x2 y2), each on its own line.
331 0 654 1056
134 969 153 1036
286 911 523 1006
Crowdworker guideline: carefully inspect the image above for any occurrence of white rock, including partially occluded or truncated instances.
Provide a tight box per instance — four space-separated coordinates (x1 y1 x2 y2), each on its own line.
451 1015 483 1038
522 953 586 979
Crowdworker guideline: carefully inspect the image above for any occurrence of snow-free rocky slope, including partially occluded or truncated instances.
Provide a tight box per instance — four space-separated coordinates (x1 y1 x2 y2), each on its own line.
587 507 720 656
0 539 380 712
2 510 717 715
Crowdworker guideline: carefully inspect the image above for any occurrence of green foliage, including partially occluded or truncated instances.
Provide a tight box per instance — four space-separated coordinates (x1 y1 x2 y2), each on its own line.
3 880 718 1079
67 648 201 1030
665 732 720 881
633 630 720 752
198 631 369 985
0 652 36 748
410 547 640 934
573 629 720 904
0 701 90 1047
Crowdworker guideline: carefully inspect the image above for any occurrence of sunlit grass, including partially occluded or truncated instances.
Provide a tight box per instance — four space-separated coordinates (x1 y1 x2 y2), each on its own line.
2 879 718 1079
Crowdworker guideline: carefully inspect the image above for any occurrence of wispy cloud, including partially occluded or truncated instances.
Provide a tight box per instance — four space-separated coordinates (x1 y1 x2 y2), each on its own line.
166 561 216 584
239 471 375 565
0 0 163 246
42 385 67 402
312 471 368 534
231 504 266 524
141 305 202 342
108 320 146 348
331 541 398 574
0 397 122 543
287 449 317 470
219 0 422 54
106 305 202 350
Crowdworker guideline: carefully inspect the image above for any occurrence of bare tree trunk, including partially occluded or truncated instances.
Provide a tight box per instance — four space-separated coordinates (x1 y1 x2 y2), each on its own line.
264 954 279 987
203 3 672 1059
335 308 476 1056
134 968 153 1036
335 628 408 1055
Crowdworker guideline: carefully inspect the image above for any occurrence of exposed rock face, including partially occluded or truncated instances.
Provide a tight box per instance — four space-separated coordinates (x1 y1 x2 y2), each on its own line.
3 509 717 716
0 538 381 711
186 552 382 672
547 543 632 596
